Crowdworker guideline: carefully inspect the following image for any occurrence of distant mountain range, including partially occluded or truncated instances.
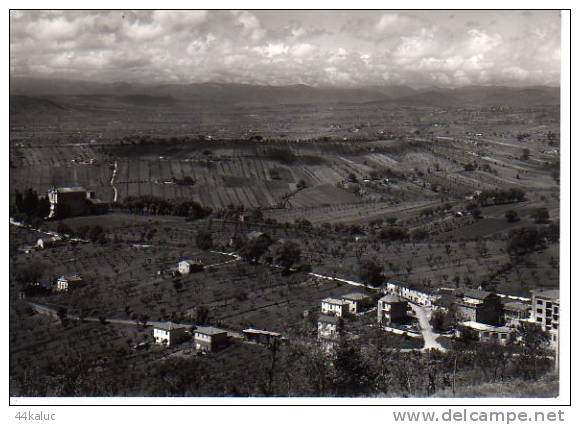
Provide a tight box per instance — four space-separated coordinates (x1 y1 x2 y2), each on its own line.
9 77 560 110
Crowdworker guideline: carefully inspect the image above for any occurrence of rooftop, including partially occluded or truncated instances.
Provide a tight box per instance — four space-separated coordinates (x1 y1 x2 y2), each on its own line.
54 186 87 193
194 326 228 336
243 328 281 337
459 321 512 333
154 322 189 331
59 274 82 282
379 295 406 304
341 292 370 301
461 288 493 300
321 297 349 305
532 288 560 301
180 259 201 265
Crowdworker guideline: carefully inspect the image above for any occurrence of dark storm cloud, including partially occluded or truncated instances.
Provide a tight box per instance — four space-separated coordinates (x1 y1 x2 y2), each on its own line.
9 10 561 87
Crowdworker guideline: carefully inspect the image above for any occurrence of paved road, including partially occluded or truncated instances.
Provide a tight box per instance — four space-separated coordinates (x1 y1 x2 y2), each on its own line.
409 303 446 352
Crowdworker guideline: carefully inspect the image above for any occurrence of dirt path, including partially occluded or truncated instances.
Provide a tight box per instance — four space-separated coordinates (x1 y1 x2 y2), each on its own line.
28 302 244 339
110 160 118 203
409 303 446 352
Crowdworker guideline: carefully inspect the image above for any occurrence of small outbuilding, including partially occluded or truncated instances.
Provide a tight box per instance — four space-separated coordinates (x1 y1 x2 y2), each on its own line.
178 259 204 275
55 274 83 292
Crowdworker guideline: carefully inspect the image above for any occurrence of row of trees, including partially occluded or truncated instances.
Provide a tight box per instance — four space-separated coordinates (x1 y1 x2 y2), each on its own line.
12 189 50 225
120 196 211 219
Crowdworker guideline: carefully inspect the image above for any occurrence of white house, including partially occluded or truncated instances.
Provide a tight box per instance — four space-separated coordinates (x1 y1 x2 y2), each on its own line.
153 322 188 346
321 298 349 317
178 259 203 275
36 236 63 250
55 274 83 292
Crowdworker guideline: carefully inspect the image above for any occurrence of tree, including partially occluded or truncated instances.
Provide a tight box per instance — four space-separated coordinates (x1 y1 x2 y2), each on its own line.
505 210 519 223
195 230 213 250
532 208 550 224
239 237 271 263
195 305 209 325
521 148 531 160
13 261 45 285
507 227 546 256
516 322 551 379
358 257 384 286
274 240 302 271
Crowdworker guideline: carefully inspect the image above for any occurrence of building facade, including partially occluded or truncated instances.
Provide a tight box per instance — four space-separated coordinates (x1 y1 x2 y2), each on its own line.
377 295 408 326
193 326 229 352
340 293 371 314
321 298 349 317
454 289 503 325
153 322 188 346
530 289 560 349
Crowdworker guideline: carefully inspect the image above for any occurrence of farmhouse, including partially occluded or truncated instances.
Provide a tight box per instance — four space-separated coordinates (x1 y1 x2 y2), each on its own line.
454 289 503 326
243 328 283 345
383 279 440 307
321 298 349 317
47 186 89 218
178 259 204 275
193 326 229 352
47 186 108 218
341 292 372 314
530 289 559 348
456 321 513 345
503 301 530 328
36 236 64 249
55 274 83 292
153 322 188 346
377 295 408 326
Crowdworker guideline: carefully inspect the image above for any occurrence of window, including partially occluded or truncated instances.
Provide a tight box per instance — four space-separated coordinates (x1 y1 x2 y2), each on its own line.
554 307 559 314
536 308 543 314
537 300 543 305
501 334 507 339
546 302 552 309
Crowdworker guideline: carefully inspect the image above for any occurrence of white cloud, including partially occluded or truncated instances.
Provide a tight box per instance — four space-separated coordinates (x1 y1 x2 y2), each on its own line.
9 10 561 87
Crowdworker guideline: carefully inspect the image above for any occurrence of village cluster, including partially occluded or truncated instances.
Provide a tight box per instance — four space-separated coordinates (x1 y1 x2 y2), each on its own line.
19 185 559 359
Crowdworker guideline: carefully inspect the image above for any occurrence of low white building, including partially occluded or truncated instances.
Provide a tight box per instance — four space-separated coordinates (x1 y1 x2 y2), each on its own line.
178 259 203 275
456 321 513 345
321 298 349 317
55 274 83 292
383 279 440 307
153 322 188 346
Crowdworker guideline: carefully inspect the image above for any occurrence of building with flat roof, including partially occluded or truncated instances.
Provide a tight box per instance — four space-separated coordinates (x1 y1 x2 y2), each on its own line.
457 321 514 345
531 289 559 349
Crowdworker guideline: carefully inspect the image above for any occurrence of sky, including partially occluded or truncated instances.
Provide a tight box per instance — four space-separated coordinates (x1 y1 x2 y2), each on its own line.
9 10 561 88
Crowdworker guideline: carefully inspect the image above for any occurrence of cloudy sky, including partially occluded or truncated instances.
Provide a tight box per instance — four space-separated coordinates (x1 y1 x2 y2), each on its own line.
9 10 561 88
